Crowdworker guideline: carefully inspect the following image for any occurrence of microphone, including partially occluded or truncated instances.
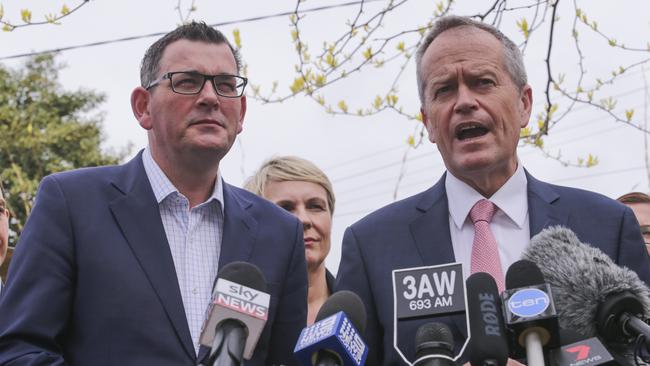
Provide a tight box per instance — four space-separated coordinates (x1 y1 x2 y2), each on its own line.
199 261 270 366
501 259 560 366
550 329 617 366
523 226 650 350
293 290 368 366
466 272 509 366
413 322 455 366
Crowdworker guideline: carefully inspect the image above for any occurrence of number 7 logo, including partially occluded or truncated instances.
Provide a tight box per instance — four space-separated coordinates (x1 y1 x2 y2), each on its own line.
566 345 590 361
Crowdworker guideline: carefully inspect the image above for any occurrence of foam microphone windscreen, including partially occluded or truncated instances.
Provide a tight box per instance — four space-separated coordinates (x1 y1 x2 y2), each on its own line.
501 259 560 358
216 261 267 292
294 290 368 366
316 290 367 334
415 322 454 358
466 272 509 366
523 226 650 338
558 328 588 346
505 259 545 289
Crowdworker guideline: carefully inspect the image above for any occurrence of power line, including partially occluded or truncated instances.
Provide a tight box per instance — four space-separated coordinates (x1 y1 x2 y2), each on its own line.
0 0 384 61
323 143 406 171
331 150 431 183
334 165 648 218
336 117 646 205
531 67 650 113
335 152 443 196
332 107 638 191
550 165 646 184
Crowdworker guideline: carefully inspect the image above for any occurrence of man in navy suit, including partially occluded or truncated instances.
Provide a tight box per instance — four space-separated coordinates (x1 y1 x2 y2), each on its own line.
0 22 307 365
335 15 650 365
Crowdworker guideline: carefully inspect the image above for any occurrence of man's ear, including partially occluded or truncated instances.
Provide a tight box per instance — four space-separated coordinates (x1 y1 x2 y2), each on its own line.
519 85 533 128
131 86 153 130
421 106 436 143
236 95 247 134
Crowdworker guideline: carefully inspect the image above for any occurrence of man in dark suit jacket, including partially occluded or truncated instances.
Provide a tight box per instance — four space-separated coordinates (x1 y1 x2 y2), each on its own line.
0 22 307 365
335 15 650 365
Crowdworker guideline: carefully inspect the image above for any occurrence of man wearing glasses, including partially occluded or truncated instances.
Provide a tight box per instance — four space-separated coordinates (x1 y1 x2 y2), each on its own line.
0 183 8 295
0 22 307 365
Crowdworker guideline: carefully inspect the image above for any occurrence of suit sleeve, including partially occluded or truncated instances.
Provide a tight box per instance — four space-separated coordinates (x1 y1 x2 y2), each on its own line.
617 206 650 286
266 219 308 366
0 176 73 365
335 226 382 366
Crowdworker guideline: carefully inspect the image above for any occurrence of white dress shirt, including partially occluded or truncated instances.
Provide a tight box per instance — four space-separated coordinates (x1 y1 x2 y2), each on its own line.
142 148 224 355
446 163 530 281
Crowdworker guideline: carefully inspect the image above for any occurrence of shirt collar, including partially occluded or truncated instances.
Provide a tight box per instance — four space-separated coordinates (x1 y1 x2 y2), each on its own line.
141 147 224 213
446 163 528 229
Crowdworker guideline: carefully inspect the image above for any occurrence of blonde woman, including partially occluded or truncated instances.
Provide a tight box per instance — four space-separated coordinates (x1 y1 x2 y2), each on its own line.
245 156 335 325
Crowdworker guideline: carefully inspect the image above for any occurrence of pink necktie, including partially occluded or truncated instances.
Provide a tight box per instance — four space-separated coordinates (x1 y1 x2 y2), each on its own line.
470 199 505 292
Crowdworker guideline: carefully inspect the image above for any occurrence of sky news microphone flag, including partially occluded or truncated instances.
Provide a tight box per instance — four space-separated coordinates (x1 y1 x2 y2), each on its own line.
199 261 270 363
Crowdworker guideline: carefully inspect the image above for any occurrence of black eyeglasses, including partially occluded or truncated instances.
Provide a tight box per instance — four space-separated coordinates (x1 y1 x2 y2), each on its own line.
146 71 247 98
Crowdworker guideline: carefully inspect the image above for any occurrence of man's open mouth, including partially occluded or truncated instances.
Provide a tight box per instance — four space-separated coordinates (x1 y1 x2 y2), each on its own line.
456 123 489 140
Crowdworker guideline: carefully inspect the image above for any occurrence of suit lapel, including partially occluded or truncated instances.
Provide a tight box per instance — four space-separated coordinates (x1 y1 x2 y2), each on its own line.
218 183 258 267
410 175 456 266
108 153 195 360
526 171 566 236
409 175 468 337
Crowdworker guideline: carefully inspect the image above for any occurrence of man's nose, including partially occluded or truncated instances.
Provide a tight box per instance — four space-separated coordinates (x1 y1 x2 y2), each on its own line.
454 84 479 114
196 79 221 107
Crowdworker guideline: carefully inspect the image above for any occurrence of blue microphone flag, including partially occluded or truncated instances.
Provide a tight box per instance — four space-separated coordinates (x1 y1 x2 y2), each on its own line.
294 311 368 366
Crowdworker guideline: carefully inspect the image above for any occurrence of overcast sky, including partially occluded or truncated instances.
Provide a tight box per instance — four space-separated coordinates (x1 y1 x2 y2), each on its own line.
2 0 649 272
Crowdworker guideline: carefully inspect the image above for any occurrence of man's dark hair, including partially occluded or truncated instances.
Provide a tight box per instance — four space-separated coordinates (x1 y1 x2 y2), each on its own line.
139 21 242 88
617 191 650 205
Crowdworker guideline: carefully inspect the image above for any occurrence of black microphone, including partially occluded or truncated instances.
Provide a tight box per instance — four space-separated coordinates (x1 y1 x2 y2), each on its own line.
413 322 455 366
466 272 509 366
199 262 270 366
523 226 650 350
293 290 368 366
550 329 617 366
501 259 560 366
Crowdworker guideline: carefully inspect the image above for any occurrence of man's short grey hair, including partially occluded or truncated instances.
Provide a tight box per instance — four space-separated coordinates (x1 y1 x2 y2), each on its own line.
415 15 527 105
139 21 242 88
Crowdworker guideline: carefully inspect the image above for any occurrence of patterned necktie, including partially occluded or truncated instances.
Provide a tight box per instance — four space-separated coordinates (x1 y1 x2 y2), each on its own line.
469 199 505 292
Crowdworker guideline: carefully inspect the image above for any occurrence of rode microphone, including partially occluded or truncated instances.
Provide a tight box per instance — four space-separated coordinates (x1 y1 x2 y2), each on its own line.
199 262 270 366
523 226 650 353
466 272 509 366
501 260 559 366
413 322 455 366
294 290 368 366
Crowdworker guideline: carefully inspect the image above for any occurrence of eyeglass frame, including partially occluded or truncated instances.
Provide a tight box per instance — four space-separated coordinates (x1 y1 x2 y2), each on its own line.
145 71 248 98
